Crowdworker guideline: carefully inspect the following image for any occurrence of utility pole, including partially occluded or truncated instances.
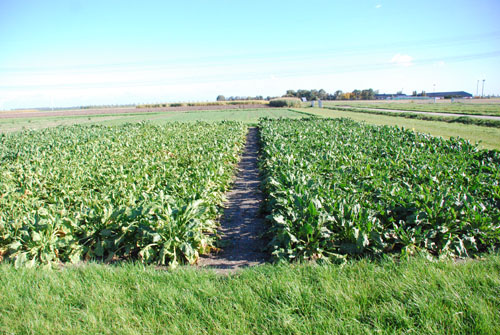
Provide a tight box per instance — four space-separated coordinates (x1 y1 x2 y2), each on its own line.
476 80 479 96
482 79 485 98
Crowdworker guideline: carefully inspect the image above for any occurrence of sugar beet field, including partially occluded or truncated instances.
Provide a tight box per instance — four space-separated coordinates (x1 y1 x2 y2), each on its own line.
1 117 498 267
0 122 247 266
1 112 500 334
260 119 499 260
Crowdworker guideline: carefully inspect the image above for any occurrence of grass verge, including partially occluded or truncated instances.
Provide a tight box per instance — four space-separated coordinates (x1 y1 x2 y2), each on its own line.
322 101 500 117
1 255 499 334
325 107 500 128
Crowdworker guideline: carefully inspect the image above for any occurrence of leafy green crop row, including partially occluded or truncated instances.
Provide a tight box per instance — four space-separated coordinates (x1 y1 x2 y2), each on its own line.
0 122 246 267
259 118 500 262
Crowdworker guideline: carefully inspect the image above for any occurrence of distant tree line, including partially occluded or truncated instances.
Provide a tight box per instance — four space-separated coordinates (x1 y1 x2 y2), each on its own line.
412 91 427 97
216 95 266 101
217 90 499 102
283 88 378 100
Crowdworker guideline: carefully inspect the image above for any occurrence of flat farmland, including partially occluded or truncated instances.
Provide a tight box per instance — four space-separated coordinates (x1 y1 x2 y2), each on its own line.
1 116 499 335
0 108 306 133
323 99 500 117
0 103 268 119
1 105 499 334
2 0 500 332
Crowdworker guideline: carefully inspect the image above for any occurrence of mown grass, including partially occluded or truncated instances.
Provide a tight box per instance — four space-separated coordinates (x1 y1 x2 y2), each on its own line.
301 108 500 150
1 255 499 334
322 100 500 117
323 106 500 128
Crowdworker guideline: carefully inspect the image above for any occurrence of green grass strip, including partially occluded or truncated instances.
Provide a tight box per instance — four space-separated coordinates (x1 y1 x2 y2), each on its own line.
325 107 500 128
1 255 499 334
287 108 320 117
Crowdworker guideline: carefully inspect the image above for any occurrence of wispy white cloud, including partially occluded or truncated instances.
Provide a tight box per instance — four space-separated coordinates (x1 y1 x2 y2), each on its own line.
391 53 413 67
375 4 382 9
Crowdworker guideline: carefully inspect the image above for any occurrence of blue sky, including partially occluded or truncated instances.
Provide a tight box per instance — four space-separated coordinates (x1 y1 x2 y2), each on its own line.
1 0 499 109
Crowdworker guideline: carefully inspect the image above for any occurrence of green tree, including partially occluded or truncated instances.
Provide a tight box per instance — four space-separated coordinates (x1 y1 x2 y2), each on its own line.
361 89 375 100
216 95 226 101
352 89 361 100
318 89 327 100
333 90 343 100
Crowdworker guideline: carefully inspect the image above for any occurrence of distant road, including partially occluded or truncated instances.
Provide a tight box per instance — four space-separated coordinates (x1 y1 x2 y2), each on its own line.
0 104 268 119
337 106 500 121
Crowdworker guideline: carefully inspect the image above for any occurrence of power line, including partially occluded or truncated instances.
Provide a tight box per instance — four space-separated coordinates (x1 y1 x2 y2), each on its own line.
1 31 500 74
2 50 499 91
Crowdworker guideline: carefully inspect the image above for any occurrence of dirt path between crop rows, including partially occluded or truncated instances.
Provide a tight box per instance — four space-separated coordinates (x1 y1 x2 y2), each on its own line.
197 127 268 273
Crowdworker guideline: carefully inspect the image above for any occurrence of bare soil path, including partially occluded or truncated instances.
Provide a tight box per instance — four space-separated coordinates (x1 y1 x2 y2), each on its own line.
198 127 268 273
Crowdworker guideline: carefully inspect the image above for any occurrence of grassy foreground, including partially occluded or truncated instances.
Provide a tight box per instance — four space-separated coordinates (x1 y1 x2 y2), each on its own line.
1 255 499 334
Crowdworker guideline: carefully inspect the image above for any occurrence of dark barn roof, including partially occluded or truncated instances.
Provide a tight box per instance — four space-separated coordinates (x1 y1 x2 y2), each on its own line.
426 91 472 98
